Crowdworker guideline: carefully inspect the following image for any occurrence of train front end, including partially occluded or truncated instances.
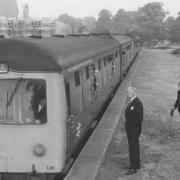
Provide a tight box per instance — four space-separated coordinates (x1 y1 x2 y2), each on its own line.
0 63 66 180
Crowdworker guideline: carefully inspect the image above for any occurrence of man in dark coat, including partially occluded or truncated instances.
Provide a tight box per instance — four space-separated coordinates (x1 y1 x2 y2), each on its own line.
124 86 143 175
172 85 180 115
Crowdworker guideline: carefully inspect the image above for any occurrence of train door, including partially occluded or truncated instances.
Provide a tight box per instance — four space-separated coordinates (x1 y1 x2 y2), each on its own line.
66 70 83 152
96 60 103 91
83 66 92 106
131 42 134 61
90 64 97 99
114 51 119 74
119 49 123 79
122 49 126 74
107 59 111 81
99 60 104 89
111 60 115 77
66 82 71 115
65 82 75 158
103 59 108 85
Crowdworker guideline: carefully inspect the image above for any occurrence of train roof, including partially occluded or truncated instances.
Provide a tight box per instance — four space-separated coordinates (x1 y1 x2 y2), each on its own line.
0 35 120 72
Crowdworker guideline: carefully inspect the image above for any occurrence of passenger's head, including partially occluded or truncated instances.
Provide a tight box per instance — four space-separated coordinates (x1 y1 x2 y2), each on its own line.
127 86 137 99
40 99 46 107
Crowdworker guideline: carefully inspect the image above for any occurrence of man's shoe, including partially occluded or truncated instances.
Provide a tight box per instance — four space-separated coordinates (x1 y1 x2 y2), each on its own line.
124 169 137 175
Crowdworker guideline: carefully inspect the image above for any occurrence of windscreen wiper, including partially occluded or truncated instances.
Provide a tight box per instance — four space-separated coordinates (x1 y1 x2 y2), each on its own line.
7 78 23 106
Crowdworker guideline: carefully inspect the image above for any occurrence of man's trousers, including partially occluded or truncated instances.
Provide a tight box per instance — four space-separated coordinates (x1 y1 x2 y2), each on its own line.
125 124 142 170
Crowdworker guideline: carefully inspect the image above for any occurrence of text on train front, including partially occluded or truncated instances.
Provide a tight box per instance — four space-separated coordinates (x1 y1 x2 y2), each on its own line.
0 79 47 125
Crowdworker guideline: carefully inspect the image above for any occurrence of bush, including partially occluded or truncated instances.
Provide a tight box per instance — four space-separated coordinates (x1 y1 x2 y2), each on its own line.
171 48 180 54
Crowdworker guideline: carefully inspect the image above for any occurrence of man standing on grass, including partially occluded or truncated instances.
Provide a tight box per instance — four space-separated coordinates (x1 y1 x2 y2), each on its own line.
124 86 143 175
171 83 180 116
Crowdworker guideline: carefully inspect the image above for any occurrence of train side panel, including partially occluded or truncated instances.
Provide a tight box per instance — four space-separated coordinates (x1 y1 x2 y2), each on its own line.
64 49 123 159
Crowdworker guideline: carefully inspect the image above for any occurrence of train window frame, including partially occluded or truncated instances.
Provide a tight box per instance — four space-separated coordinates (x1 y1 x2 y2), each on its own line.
126 45 131 50
74 71 81 87
98 60 101 71
115 51 118 58
85 66 90 79
105 54 114 64
0 78 47 125
104 59 106 67
109 54 114 61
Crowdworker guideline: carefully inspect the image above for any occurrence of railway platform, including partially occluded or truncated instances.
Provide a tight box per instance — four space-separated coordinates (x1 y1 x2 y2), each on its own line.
65 47 180 180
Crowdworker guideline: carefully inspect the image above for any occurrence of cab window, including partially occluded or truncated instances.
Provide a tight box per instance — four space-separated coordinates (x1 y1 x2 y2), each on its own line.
0 79 47 125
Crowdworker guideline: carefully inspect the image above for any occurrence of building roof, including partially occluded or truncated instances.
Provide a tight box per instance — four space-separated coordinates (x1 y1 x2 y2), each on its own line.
0 35 120 72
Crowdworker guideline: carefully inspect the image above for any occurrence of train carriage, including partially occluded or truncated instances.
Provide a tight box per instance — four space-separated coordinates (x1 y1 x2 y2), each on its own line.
0 34 140 180
112 34 136 76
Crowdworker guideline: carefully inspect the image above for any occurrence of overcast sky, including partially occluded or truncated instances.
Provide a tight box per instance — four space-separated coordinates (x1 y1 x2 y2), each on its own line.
17 0 180 19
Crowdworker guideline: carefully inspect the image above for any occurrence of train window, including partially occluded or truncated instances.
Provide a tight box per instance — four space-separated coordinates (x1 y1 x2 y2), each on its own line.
0 79 47 125
65 82 71 115
85 66 90 79
108 54 114 61
104 59 106 67
126 45 131 50
115 51 118 58
74 71 81 87
98 60 101 71
112 61 115 74
105 54 114 64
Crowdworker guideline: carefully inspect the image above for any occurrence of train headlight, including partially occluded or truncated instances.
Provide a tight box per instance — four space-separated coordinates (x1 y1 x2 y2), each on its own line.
33 143 46 157
0 62 9 73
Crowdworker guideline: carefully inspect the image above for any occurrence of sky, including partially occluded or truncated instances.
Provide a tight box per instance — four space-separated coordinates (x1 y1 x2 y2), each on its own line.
17 0 180 19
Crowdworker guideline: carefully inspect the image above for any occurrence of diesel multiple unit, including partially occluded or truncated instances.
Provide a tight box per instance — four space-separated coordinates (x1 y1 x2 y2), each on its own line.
0 34 140 180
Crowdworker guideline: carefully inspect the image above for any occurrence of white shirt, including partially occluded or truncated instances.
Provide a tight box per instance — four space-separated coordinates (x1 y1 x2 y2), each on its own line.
129 96 136 103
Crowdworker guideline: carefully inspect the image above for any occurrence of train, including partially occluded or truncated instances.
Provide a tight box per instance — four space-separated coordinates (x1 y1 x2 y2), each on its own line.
0 34 140 180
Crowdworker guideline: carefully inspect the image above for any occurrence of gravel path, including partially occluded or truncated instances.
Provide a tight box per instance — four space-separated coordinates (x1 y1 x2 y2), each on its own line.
95 48 180 180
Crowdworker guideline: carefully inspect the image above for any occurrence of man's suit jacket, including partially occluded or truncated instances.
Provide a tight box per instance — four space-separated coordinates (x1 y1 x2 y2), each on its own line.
174 89 180 110
125 97 143 128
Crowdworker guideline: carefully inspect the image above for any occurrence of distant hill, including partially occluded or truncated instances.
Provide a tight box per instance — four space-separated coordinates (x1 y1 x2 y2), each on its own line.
0 0 18 17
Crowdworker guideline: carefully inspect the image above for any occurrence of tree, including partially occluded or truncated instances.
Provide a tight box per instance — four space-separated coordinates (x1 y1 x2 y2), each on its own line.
58 14 75 26
165 16 175 26
58 14 76 33
84 17 96 33
74 18 84 33
58 14 84 33
113 9 129 33
95 9 112 34
135 2 168 42
140 2 167 22
167 14 180 42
